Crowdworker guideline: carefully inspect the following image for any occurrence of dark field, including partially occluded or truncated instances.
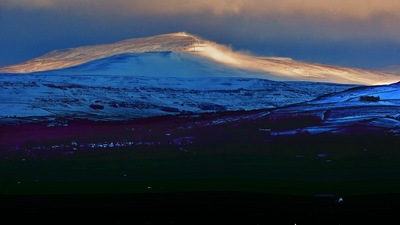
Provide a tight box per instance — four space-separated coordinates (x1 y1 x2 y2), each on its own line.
1 111 400 223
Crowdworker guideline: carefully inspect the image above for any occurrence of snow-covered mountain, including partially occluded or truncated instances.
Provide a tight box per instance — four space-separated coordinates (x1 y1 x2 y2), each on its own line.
1 32 398 85
1 32 399 126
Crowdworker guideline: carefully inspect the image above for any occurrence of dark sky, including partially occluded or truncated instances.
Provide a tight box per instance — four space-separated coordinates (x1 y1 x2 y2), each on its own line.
1 0 400 69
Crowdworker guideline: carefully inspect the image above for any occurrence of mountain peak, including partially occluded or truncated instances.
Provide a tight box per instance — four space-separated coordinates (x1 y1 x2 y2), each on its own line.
0 33 399 85
165 32 193 37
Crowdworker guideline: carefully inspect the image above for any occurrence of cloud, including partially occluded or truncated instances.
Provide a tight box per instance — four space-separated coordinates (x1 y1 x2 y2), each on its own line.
3 1 400 40
1 1 400 69
3 0 400 37
2 0 56 9
3 0 400 43
3 0 400 21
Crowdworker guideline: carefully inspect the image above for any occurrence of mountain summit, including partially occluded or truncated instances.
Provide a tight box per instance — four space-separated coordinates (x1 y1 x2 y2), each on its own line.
1 32 399 85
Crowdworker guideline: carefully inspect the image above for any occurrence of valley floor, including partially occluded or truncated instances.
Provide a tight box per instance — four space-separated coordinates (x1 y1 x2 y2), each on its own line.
1 111 400 223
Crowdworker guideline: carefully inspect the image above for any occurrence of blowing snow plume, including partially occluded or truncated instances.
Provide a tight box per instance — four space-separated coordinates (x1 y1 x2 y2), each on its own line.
0 32 399 85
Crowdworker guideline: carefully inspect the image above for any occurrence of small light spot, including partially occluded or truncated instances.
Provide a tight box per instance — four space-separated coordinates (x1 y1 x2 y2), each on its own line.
147 186 152 189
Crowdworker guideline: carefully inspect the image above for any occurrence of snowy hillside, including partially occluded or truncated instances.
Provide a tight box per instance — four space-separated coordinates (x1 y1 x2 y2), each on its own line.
266 82 400 135
1 32 398 85
0 74 353 124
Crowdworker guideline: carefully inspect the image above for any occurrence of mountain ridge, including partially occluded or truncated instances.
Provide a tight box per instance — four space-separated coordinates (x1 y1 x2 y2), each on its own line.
0 32 200 73
1 32 399 85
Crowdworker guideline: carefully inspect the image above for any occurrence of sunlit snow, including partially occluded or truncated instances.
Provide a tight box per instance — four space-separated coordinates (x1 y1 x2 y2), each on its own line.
1 32 398 85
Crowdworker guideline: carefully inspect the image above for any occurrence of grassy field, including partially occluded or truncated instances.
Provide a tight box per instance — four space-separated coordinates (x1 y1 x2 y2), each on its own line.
2 134 400 197
1 128 400 223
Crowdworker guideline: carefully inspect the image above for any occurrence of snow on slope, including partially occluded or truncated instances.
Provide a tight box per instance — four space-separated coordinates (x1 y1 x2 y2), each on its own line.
36 52 281 80
0 32 398 85
0 74 353 124
267 82 400 135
